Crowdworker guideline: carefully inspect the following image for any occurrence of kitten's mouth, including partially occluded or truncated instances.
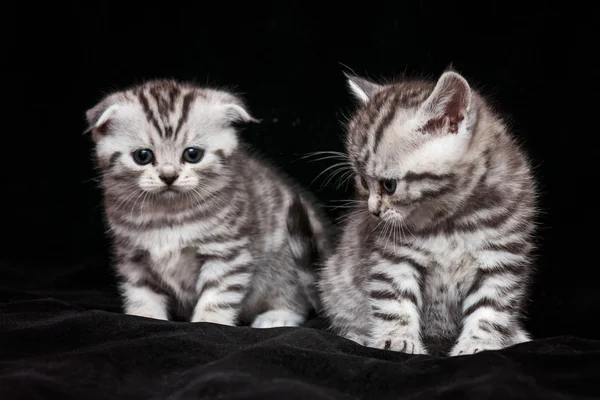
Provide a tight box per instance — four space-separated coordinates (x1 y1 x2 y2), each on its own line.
159 187 180 196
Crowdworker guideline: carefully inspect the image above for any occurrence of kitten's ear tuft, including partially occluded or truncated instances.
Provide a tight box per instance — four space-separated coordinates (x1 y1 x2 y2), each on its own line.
419 71 472 135
443 62 456 73
84 95 121 141
344 73 382 103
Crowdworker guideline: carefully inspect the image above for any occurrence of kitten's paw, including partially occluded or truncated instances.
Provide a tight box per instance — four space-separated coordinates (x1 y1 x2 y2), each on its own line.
191 313 236 326
251 309 305 328
449 338 502 356
344 333 369 346
126 309 168 321
368 336 428 355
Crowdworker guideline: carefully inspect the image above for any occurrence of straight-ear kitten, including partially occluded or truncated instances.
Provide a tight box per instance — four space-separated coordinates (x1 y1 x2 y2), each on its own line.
319 70 537 356
85 79 332 328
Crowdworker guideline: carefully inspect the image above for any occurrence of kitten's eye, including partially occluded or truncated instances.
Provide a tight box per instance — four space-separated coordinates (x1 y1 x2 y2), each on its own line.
360 176 369 190
132 149 154 165
381 179 397 194
182 147 204 163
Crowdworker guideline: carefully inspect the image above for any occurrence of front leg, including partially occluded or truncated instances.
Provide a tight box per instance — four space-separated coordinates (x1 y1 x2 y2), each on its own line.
450 264 529 356
191 249 253 325
366 256 427 355
116 253 170 320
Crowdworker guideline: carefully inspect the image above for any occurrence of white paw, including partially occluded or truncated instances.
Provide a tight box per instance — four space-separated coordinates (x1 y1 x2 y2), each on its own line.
251 309 305 328
190 314 236 326
126 308 168 321
449 338 502 356
368 336 428 355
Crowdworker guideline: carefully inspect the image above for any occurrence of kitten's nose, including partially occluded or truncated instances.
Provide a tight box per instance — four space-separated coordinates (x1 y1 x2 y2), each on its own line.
368 196 381 217
159 174 178 186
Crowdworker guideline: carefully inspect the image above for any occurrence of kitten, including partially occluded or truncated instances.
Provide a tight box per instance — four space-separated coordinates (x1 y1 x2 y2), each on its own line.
84 79 332 328
319 70 537 356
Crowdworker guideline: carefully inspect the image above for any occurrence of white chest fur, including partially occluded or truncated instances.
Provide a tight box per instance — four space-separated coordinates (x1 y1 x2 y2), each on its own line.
414 234 480 297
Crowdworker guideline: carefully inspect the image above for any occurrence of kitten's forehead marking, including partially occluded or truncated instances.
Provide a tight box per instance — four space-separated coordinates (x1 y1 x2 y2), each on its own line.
132 83 201 142
349 81 436 178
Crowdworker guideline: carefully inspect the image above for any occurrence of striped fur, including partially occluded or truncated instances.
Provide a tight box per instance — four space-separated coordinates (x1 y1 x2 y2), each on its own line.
319 71 537 356
85 79 332 328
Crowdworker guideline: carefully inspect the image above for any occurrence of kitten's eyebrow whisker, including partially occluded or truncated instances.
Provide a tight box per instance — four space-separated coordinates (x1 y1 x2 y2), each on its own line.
303 155 350 163
321 165 353 190
311 162 352 187
300 150 349 160
335 170 355 190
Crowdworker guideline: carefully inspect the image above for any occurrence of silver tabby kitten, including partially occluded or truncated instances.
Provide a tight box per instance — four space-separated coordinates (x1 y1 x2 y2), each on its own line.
319 70 537 356
85 79 331 328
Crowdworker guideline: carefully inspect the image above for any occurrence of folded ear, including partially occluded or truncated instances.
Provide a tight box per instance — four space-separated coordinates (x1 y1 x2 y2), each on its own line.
217 92 259 125
418 71 472 135
223 103 259 124
344 72 383 103
84 94 122 141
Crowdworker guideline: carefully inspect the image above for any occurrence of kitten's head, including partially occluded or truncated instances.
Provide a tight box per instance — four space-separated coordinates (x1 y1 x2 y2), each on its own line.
344 70 478 229
85 80 256 208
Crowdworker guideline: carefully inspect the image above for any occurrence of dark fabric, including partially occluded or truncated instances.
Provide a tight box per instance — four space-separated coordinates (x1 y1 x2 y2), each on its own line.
1 260 599 400
4 2 599 399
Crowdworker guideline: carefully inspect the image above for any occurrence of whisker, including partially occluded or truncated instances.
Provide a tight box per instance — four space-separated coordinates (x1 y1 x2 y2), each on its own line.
321 165 353 189
310 162 352 187
299 151 349 161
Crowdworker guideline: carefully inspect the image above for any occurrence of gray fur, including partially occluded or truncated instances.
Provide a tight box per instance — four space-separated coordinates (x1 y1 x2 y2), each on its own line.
319 70 537 356
85 79 332 327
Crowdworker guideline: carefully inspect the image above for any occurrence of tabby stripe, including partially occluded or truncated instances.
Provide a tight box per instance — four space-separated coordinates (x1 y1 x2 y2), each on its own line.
478 320 511 336
108 152 121 170
150 86 174 138
483 241 529 254
372 92 402 153
223 284 246 293
137 91 163 136
379 253 427 276
197 264 251 297
369 290 396 300
373 312 409 324
360 91 391 157
403 171 455 183
110 198 234 229
205 302 241 313
167 84 180 113
463 297 511 317
466 267 522 298
129 276 173 298
370 272 394 284
175 92 197 137
419 185 455 203
393 185 454 207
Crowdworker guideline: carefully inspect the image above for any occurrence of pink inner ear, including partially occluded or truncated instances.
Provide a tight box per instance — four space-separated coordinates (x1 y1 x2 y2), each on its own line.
444 90 467 134
419 75 470 135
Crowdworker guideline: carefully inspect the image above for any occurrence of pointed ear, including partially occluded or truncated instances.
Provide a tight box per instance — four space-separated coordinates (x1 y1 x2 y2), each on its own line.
84 94 122 141
418 71 472 135
344 73 382 103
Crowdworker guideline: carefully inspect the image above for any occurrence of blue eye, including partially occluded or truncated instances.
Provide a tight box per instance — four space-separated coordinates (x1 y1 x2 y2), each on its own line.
132 149 154 165
381 179 397 194
182 147 204 163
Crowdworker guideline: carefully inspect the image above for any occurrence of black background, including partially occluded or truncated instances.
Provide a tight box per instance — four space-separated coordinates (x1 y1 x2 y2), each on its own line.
4 1 597 343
